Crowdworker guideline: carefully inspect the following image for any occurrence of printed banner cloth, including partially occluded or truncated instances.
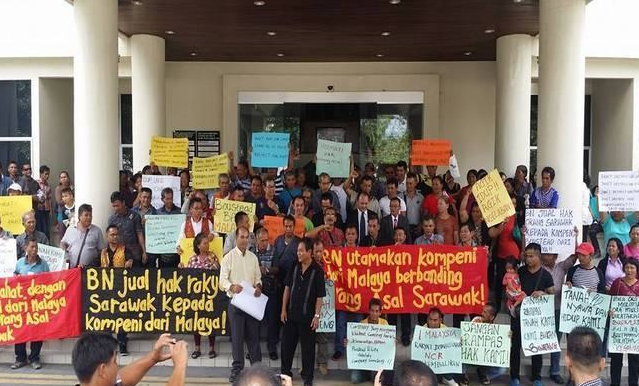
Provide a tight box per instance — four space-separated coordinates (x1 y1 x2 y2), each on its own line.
82 268 229 336
323 244 488 314
0 269 82 346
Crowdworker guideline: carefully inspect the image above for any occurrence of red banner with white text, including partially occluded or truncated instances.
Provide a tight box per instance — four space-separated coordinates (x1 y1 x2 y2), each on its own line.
323 245 488 314
0 269 81 345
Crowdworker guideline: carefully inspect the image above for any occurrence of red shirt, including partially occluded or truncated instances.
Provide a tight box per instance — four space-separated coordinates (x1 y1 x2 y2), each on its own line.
496 216 520 259
421 193 456 217
609 278 639 297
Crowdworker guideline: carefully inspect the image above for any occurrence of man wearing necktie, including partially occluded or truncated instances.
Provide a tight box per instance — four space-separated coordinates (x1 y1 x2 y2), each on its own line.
346 192 375 246
380 197 411 246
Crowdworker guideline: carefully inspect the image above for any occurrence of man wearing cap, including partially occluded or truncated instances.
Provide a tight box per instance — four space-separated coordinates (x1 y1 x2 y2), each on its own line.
7 183 22 196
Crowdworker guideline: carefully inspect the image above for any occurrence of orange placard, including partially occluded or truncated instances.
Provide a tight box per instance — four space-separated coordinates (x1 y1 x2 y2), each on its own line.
262 216 305 245
411 139 451 166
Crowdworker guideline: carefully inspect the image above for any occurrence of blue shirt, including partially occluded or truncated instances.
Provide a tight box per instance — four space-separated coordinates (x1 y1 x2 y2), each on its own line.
603 216 631 247
278 187 302 213
157 205 182 215
15 256 50 275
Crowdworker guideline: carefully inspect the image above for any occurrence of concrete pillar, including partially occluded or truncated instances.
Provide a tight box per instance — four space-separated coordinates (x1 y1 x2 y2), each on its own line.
131 34 166 173
537 0 586 226
495 34 533 176
74 0 119 229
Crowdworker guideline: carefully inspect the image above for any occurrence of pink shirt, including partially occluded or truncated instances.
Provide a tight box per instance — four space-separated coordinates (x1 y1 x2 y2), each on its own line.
624 244 639 260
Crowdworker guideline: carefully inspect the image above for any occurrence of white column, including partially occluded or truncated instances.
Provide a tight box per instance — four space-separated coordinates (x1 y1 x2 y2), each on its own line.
74 0 119 229
131 34 166 173
537 0 586 226
495 34 532 175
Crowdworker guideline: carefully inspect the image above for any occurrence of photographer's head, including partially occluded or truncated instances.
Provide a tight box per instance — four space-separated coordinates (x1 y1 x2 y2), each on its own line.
394 360 438 386
233 365 282 386
565 327 605 383
72 332 119 386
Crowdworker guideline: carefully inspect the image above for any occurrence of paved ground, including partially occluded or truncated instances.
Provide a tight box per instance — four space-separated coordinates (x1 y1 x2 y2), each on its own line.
0 363 626 386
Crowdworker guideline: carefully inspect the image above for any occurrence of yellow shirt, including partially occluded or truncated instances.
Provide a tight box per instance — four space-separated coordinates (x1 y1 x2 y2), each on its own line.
361 317 389 325
219 247 262 298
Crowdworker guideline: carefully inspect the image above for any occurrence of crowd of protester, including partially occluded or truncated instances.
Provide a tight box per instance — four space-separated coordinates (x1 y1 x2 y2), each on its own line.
2 152 639 386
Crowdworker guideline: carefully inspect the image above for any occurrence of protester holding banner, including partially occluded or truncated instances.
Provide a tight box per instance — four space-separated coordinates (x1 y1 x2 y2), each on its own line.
280 237 325 386
15 211 49 259
468 303 508 385
597 238 627 293
422 307 460 386
624 224 639 259
529 167 559 209
184 233 220 359
345 298 390 385
11 237 49 370
219 226 263 383
540 233 579 384
566 242 606 294
61 204 106 268
510 243 555 386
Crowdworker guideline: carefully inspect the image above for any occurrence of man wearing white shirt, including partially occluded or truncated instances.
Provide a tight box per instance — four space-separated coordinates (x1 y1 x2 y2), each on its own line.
219 226 263 383
379 178 407 217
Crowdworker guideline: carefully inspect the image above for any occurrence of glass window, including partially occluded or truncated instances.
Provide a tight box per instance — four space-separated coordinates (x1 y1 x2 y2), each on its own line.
120 94 132 145
0 80 31 138
0 141 31 167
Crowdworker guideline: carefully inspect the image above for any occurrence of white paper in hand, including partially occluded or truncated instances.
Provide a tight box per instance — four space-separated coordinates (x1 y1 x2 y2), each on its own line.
449 154 460 178
230 280 269 321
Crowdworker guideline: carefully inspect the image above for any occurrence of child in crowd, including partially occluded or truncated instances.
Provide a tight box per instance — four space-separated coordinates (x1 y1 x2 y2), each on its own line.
346 298 389 384
503 257 525 317
59 187 76 232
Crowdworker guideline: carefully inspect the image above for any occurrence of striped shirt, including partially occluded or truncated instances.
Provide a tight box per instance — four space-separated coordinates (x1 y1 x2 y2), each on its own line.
571 266 601 291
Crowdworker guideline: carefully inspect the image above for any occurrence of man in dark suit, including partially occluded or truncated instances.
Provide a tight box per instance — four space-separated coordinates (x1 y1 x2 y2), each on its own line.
360 214 382 247
346 192 376 246
380 197 411 246
312 192 344 229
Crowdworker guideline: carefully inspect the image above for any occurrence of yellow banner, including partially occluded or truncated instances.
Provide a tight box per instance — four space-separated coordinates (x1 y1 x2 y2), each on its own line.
0 196 33 235
213 199 256 234
150 136 188 168
179 236 223 266
192 154 229 189
472 169 515 227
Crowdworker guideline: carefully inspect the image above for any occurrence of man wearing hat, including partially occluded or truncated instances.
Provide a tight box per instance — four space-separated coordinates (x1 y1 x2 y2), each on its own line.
7 183 22 196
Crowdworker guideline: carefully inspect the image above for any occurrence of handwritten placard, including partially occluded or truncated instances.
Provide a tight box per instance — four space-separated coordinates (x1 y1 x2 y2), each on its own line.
0 238 17 278
411 326 462 374
520 295 560 356
179 238 195 266
145 215 186 254
150 136 188 168
598 171 639 212
142 175 181 210
460 322 510 367
37 244 66 272
609 296 639 354
262 215 305 245
213 199 256 234
411 139 452 166
347 322 396 371
192 154 229 189
559 285 610 339
251 132 290 168
0 196 33 235
472 169 515 227
525 209 575 255
316 139 351 178
317 280 335 333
